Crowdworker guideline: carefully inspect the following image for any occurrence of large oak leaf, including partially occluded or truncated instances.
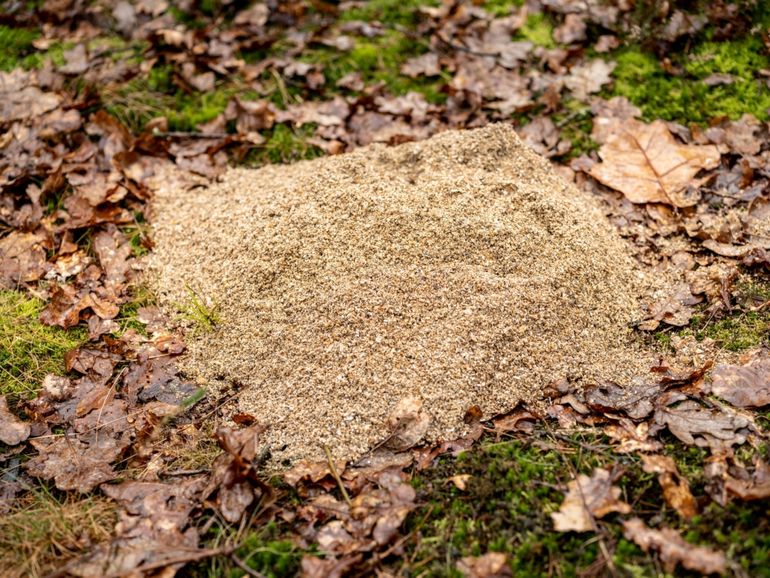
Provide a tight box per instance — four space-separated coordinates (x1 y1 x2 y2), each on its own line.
590 119 719 206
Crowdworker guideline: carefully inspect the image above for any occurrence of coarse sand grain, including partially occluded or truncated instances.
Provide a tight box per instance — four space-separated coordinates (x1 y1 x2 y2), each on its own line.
149 124 656 467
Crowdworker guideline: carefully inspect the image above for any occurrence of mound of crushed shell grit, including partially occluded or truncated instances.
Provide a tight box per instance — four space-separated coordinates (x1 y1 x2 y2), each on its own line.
150 124 655 466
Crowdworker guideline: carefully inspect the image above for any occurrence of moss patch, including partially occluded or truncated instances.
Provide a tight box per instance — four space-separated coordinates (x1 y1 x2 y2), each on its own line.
0 290 84 400
515 13 555 48
482 0 525 17
338 0 438 26
0 25 39 71
103 64 246 132
387 431 770 576
298 32 447 102
690 278 770 351
610 37 770 124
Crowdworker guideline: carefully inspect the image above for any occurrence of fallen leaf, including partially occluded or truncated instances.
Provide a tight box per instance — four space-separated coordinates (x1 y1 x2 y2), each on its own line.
553 14 587 44
93 225 134 293
401 52 441 77
449 474 472 490
622 518 726 575
653 395 752 449
0 82 62 123
26 434 127 492
590 119 720 206
552 468 631 532
383 396 431 451
710 358 770 408
285 459 346 487
202 424 272 523
0 397 30 446
565 59 615 101
0 230 50 287
724 459 770 501
641 455 698 519
604 419 663 453
583 380 661 419
457 552 511 577
68 477 209 576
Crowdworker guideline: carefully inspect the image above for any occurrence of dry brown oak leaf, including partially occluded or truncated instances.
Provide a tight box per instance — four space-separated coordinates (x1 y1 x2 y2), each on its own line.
622 517 727 575
551 467 631 532
590 119 720 206
711 358 770 408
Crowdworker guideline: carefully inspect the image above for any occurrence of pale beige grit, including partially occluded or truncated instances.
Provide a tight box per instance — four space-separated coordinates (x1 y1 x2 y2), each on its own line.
149 124 656 466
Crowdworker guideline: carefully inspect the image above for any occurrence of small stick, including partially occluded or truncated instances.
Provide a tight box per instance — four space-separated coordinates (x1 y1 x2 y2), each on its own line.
230 553 267 578
323 444 351 507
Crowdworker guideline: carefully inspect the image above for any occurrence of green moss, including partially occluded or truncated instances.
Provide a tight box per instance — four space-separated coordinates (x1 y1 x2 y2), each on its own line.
396 435 642 577
685 279 770 351
299 32 447 102
103 64 244 132
260 124 323 164
0 25 39 70
0 290 84 400
516 13 555 49
610 38 770 124
389 431 770 576
338 0 438 26
177 286 221 334
694 313 769 351
482 0 524 17
114 284 157 335
229 534 303 577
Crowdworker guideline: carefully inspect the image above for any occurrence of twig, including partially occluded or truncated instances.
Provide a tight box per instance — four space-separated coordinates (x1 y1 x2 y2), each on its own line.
162 468 210 477
323 444 352 506
152 130 231 139
95 367 127 445
231 552 267 578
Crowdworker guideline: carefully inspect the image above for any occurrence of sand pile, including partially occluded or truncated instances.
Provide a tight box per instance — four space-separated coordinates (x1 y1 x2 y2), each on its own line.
150 124 653 465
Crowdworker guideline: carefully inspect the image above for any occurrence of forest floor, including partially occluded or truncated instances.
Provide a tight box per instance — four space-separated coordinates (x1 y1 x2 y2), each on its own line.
1 0 770 577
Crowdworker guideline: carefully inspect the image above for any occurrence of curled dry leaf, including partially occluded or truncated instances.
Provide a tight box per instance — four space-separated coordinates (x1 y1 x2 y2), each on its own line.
202 424 272 523
551 468 631 532
285 459 347 487
457 552 511 578
710 358 770 408
590 119 720 206
383 396 431 451
724 459 770 501
622 518 727 575
604 419 662 454
0 397 30 446
641 455 698 519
